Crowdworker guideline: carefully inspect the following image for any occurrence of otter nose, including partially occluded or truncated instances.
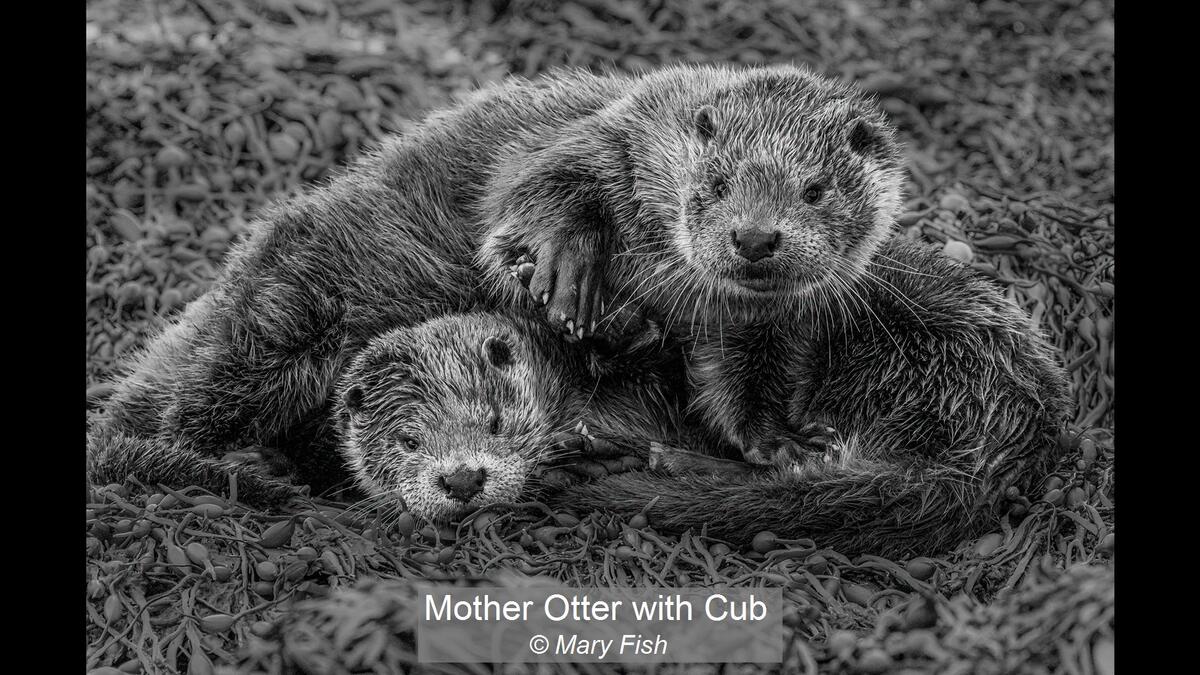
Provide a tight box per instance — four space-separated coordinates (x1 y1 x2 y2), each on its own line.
439 468 487 502
731 228 780 262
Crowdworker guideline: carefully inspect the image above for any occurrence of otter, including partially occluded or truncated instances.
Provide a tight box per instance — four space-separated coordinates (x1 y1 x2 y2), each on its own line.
90 68 642 491
90 311 684 518
334 311 683 521
89 64 783 499
481 65 1070 556
90 64 1067 557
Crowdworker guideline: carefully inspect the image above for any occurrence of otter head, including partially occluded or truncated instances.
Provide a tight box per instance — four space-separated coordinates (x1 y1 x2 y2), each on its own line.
623 65 904 322
335 315 559 522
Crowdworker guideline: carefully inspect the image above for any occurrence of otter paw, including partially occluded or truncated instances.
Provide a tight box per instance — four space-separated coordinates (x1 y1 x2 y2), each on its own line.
791 422 842 462
744 425 840 469
742 439 804 468
508 252 537 287
541 427 648 481
221 445 296 479
559 459 615 480
513 238 606 341
534 456 638 490
548 424 648 459
534 467 584 489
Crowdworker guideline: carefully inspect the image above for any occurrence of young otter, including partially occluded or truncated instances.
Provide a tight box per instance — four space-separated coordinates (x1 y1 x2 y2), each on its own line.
483 65 1070 556
90 311 685 518
334 311 682 521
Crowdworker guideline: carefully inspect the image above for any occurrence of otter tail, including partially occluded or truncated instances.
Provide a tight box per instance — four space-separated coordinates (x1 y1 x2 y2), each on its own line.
87 427 300 506
555 460 1021 558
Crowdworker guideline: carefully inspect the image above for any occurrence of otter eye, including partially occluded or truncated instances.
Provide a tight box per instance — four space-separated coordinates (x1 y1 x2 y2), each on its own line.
397 435 419 451
694 105 718 142
711 176 728 199
803 184 825 204
343 385 365 414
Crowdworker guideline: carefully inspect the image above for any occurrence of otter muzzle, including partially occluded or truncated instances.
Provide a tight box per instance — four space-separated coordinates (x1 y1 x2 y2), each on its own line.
439 467 487 502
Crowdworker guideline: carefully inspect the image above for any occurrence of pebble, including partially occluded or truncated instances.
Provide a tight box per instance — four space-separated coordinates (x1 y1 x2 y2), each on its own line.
942 240 973 262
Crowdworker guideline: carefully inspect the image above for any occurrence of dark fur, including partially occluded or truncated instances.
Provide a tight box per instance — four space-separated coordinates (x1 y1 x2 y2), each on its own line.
557 239 1069 556
478 65 1070 557
90 64 1067 557
333 311 683 520
90 309 685 512
89 70 638 494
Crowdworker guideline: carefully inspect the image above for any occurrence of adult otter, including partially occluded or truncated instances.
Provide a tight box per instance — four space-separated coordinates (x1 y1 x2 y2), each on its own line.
90 69 638 493
482 64 1070 556
90 64 1067 556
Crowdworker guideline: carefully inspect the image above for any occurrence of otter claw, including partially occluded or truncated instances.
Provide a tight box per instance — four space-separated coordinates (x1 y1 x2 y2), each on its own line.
520 236 609 342
515 262 536 286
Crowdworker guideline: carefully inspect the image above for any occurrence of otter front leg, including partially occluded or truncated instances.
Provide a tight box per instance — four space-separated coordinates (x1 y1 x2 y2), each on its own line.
743 422 842 469
649 443 761 476
482 115 631 341
508 236 607 340
534 429 649 488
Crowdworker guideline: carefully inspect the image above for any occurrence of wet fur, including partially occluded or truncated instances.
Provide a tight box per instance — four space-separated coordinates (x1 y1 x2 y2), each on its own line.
89 69 639 494
477 65 1069 557
89 64 1068 557
559 240 1069 557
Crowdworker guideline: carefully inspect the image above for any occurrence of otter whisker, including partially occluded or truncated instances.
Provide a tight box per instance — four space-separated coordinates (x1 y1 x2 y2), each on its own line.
600 262 681 329
873 253 938 276
869 262 939 277
601 236 673 300
343 489 404 524
691 273 718 358
663 274 700 333
827 259 912 366
686 274 712 343
611 236 673 260
859 269 929 329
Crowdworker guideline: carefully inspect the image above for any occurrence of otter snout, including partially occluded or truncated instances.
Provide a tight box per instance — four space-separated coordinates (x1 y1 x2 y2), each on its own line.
730 227 781 262
438 467 487 502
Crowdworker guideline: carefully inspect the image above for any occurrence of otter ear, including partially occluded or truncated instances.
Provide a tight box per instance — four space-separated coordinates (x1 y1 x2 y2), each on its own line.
343 385 365 415
848 119 884 157
693 105 718 143
482 335 513 369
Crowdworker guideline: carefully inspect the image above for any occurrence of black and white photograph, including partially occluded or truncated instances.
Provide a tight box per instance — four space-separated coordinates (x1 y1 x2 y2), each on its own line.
85 0 1115 672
